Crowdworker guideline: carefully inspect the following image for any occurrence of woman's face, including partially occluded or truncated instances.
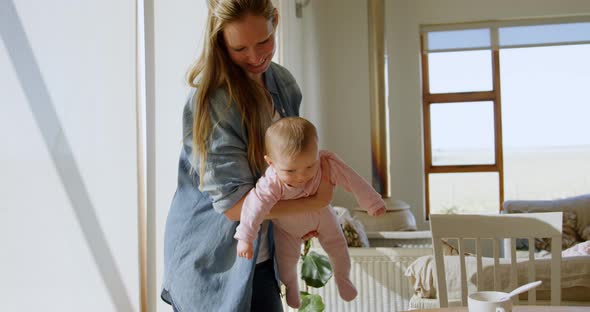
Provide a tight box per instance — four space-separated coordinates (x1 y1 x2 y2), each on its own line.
223 13 276 80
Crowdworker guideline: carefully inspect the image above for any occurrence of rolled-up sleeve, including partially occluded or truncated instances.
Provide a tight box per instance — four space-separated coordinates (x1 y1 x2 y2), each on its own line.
183 89 255 214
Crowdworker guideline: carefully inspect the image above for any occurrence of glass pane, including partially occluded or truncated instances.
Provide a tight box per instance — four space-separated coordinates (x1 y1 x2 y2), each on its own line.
500 22 590 47
430 102 495 165
500 44 590 200
427 28 491 51
428 50 493 93
429 172 500 214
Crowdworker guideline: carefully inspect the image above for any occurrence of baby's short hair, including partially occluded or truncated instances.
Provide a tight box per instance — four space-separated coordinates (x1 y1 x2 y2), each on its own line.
265 117 318 157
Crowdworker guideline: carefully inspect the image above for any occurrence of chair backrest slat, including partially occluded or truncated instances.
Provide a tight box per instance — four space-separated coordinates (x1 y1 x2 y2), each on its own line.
551 235 562 306
432 236 448 307
527 237 536 304
476 238 483 291
459 238 468 306
493 238 500 290
509 238 518 305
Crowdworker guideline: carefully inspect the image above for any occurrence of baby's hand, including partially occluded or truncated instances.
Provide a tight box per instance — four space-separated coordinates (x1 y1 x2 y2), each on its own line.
369 206 386 217
237 240 254 259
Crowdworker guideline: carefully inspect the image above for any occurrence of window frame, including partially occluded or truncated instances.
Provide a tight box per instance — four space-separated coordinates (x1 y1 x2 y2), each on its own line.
420 17 590 218
421 33 505 218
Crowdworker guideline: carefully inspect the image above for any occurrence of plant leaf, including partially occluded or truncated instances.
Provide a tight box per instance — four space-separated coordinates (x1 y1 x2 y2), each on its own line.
301 251 333 288
299 291 325 312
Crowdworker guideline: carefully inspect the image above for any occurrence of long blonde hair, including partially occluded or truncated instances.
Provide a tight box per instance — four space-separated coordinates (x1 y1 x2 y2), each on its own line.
188 0 275 184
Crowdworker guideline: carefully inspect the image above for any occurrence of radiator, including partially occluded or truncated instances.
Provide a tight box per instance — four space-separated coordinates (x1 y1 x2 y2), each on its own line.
283 234 432 312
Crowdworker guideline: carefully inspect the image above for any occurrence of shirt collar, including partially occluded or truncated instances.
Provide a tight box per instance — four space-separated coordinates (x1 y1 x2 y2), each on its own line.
263 64 279 95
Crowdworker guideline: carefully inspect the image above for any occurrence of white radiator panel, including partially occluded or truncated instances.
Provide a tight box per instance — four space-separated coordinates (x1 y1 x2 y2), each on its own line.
284 247 432 312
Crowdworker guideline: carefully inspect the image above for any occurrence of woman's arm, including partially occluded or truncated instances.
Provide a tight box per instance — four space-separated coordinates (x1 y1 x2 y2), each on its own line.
224 196 246 222
224 158 334 221
225 178 333 221
266 175 333 218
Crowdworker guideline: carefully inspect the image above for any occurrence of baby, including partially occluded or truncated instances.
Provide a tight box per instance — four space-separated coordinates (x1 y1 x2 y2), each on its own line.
234 117 386 308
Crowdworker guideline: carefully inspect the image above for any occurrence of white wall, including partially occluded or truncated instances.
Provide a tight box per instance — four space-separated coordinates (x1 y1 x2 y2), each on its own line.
1 1 139 311
284 0 590 230
286 0 375 208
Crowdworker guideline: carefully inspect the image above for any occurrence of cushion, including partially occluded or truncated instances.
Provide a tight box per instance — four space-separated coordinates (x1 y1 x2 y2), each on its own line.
534 210 581 251
581 225 590 241
341 218 368 247
333 206 369 247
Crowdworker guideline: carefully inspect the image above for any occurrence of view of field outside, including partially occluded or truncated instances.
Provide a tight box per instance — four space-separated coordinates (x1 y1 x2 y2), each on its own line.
429 44 590 214
430 146 590 214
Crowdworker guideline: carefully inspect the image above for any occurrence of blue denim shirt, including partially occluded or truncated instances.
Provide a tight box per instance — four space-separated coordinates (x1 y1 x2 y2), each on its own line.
161 63 301 312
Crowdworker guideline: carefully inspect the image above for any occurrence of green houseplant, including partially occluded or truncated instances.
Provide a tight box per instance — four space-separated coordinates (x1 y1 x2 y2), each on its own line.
298 239 333 312
296 215 366 311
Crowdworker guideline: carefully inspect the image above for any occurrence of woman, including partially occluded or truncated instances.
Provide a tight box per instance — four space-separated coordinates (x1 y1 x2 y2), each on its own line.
161 1 333 311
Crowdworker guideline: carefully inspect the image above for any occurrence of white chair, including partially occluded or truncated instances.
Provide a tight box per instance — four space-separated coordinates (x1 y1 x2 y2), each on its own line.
430 212 562 307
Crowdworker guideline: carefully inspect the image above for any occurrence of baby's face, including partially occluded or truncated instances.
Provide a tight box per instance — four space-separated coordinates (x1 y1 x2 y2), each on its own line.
267 144 319 188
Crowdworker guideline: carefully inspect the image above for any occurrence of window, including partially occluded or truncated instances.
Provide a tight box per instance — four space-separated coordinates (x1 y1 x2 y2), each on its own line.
421 18 590 217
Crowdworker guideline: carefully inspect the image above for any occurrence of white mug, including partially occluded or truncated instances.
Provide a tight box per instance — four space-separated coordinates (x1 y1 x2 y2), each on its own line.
468 291 513 312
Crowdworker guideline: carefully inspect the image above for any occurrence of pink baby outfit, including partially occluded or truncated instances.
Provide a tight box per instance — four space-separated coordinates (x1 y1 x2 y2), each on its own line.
234 150 385 308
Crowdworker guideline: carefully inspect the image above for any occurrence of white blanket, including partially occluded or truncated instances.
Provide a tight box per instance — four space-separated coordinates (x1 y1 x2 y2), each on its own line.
405 243 590 300
562 240 590 257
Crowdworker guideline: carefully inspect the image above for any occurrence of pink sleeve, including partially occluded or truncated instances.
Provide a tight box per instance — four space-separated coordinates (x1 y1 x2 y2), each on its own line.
322 150 385 214
234 168 283 243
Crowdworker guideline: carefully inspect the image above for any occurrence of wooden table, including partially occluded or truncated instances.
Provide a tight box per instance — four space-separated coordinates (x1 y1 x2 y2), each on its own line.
404 306 589 312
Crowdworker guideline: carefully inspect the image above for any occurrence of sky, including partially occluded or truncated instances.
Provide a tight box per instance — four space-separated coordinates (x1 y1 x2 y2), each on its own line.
428 44 590 150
